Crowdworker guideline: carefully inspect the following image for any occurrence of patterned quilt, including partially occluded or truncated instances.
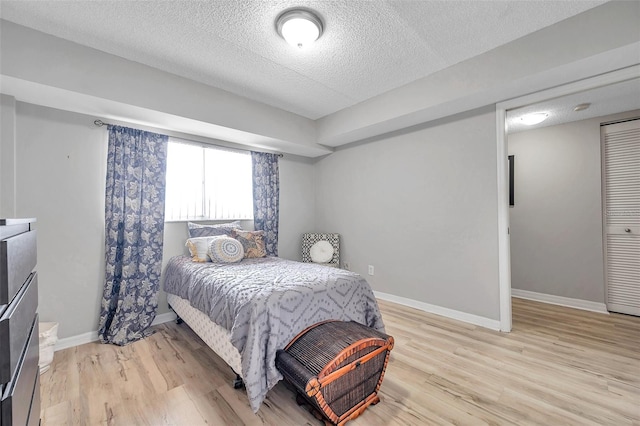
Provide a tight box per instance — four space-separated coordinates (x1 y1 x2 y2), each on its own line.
163 255 385 413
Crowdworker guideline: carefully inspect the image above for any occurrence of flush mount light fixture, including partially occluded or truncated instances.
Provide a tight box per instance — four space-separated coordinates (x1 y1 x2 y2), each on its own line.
520 112 549 125
276 9 323 49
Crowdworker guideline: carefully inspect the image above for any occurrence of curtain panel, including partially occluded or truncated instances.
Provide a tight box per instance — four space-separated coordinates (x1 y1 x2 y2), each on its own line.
98 125 168 345
251 152 280 256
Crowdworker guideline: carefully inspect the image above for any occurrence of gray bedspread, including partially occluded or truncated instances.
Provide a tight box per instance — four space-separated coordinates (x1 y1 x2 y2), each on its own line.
163 255 385 413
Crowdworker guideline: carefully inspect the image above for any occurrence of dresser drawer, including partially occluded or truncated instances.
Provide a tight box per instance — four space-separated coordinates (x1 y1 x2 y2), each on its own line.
0 273 38 385
1 317 39 426
26 369 41 426
1 230 37 306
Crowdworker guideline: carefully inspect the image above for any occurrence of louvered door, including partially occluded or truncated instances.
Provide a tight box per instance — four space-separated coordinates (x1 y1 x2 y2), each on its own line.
602 119 640 316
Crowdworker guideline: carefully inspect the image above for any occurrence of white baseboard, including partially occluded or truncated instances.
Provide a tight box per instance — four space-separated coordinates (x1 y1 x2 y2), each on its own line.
152 311 178 326
53 311 178 352
374 291 501 331
54 331 99 352
511 289 608 314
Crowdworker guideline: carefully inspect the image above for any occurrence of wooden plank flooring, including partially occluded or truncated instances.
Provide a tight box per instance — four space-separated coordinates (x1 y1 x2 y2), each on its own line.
40 298 640 425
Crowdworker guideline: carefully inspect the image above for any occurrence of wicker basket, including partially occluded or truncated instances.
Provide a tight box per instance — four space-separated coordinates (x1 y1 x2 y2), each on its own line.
276 320 394 426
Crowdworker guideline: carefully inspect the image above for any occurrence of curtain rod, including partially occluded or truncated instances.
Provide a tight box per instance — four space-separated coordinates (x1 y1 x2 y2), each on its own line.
93 119 284 157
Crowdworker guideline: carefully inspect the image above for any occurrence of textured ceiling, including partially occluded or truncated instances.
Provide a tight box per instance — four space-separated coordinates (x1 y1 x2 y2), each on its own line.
506 78 640 134
0 0 607 120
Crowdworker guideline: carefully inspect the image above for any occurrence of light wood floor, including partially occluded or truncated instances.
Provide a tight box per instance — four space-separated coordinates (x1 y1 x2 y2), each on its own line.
40 298 640 425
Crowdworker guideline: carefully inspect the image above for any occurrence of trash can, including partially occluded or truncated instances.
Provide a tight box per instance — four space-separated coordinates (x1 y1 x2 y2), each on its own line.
39 322 59 374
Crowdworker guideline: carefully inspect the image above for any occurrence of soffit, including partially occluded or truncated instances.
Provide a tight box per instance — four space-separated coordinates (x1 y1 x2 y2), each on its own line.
0 0 605 120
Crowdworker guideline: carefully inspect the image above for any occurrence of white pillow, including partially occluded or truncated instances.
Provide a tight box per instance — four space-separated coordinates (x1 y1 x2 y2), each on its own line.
310 240 334 263
185 237 214 262
208 236 244 263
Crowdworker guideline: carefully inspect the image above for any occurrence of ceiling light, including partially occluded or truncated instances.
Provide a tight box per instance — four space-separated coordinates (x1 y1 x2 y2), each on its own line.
520 112 549 125
574 103 591 111
276 9 323 49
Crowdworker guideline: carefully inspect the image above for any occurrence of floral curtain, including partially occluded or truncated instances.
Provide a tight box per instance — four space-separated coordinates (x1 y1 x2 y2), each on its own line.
251 152 280 256
98 125 168 345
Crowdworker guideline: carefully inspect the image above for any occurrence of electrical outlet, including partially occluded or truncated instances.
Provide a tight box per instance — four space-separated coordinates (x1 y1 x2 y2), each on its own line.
343 262 350 270
368 265 374 275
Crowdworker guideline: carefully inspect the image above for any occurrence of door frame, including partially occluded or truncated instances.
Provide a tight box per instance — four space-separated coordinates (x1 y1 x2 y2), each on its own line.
495 65 640 332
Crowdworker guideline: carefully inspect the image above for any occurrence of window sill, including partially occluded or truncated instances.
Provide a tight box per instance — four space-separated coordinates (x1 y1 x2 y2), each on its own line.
164 218 254 224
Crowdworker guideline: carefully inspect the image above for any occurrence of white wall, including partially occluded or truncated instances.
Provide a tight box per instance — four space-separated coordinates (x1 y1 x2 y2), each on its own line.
315 107 501 321
8 100 316 339
508 109 640 303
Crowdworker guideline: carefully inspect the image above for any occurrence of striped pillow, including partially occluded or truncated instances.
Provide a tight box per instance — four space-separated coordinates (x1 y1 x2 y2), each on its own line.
187 221 242 238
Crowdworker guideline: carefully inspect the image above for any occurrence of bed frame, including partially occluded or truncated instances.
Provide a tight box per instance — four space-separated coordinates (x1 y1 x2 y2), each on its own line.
167 293 244 388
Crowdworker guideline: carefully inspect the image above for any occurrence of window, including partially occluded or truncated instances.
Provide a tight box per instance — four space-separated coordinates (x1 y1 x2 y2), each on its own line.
164 139 253 221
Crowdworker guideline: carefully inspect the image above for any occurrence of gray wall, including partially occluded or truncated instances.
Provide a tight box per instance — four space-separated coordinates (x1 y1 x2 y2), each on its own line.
508 110 640 303
277 155 317 261
315 107 501 320
8 101 316 339
14 101 107 339
1 94 17 217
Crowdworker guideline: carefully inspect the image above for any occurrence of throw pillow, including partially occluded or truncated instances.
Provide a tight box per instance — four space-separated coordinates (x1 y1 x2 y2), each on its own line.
310 240 334 263
208 236 244 263
231 229 266 258
187 221 242 238
186 237 214 262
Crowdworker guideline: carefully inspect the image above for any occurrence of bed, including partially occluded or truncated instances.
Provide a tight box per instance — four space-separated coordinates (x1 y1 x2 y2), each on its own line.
162 255 385 413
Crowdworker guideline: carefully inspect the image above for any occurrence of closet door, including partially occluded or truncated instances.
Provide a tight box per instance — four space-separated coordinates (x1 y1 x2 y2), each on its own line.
602 119 640 316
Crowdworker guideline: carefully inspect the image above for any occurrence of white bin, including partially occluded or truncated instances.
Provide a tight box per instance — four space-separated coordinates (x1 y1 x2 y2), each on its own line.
39 322 59 374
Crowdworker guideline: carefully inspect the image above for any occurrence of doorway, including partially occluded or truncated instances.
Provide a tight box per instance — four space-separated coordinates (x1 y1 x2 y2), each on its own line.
495 66 640 331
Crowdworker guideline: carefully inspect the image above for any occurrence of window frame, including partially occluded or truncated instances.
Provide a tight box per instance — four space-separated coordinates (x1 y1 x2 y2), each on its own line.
164 138 254 222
